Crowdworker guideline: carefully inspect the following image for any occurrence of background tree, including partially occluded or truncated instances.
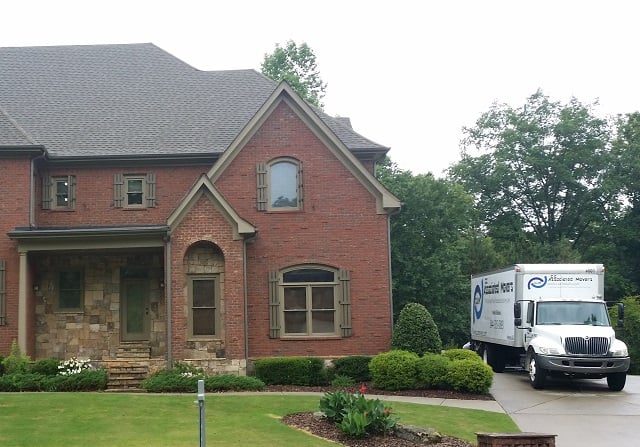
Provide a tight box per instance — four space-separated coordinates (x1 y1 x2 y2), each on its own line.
377 159 496 346
449 90 614 263
261 40 327 108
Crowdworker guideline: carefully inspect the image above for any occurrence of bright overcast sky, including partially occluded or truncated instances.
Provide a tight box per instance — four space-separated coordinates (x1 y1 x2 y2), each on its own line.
3 0 639 177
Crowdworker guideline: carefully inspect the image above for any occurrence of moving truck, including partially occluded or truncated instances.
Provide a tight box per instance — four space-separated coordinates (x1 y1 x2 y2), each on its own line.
470 264 630 390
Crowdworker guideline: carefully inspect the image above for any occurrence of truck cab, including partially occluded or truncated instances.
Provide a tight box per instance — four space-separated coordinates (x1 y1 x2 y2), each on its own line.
518 298 630 390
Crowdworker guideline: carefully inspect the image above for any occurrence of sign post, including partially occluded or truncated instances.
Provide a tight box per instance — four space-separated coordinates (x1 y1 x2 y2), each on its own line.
197 379 205 447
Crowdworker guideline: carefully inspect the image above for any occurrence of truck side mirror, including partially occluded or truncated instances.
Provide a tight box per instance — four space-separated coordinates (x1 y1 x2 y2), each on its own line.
617 302 625 327
514 302 522 327
526 302 535 325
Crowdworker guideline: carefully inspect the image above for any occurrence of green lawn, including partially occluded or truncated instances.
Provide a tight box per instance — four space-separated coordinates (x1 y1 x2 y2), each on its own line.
0 393 518 446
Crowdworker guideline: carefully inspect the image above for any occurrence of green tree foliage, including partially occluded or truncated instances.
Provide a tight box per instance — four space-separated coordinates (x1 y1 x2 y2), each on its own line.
377 159 499 345
609 296 640 374
391 303 442 355
261 40 327 108
449 90 614 261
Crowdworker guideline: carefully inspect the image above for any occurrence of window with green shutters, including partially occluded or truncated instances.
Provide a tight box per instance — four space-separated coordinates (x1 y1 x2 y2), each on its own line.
42 175 76 210
114 173 156 208
256 158 303 211
268 266 351 338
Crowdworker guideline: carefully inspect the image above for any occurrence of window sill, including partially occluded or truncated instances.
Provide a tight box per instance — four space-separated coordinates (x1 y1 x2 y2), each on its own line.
48 208 75 212
280 335 342 340
54 310 84 314
187 337 222 341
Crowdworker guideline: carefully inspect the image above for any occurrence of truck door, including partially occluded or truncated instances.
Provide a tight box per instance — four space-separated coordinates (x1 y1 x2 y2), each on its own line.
515 300 533 346
523 301 535 346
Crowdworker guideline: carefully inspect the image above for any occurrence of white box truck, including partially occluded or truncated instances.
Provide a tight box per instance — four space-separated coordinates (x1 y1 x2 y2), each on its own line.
470 264 630 390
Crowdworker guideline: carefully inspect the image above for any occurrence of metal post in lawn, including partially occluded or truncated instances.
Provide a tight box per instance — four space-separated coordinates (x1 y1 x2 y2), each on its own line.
197 379 205 447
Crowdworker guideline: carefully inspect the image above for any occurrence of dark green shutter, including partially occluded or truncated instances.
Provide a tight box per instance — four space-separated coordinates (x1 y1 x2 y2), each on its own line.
146 173 156 207
0 260 6 326
338 269 352 337
256 163 267 211
268 271 280 338
113 174 124 208
297 162 304 208
42 176 52 209
68 175 77 209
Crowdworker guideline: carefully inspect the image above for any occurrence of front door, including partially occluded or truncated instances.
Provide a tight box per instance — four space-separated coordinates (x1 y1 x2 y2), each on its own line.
121 279 150 341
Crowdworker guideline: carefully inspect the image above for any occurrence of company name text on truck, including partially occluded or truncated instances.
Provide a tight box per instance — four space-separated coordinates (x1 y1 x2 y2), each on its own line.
470 264 630 390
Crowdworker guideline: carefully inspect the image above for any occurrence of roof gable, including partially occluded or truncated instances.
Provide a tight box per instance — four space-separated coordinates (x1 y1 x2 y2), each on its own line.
208 82 401 214
168 175 257 240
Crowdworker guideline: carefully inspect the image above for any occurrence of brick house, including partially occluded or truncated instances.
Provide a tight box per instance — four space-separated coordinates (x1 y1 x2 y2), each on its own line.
0 43 400 379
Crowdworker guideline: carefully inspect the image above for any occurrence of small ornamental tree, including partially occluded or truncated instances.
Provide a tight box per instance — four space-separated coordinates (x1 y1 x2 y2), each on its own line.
391 302 442 355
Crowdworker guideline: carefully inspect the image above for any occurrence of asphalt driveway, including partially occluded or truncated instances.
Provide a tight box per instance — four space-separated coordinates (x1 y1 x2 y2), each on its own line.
490 369 640 447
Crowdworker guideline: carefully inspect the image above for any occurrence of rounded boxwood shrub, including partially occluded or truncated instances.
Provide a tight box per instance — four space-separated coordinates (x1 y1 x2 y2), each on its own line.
445 359 493 394
442 348 481 363
391 303 442 355
416 353 450 389
369 350 419 391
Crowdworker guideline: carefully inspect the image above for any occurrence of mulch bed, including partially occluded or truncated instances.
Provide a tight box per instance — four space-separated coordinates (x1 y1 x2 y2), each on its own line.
269 383 490 446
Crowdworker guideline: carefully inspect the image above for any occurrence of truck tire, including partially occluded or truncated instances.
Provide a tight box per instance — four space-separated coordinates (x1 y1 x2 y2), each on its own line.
528 353 546 389
486 344 506 373
607 372 626 391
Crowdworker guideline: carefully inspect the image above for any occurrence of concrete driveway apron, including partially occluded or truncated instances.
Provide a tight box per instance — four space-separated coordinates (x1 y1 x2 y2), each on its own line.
491 369 640 447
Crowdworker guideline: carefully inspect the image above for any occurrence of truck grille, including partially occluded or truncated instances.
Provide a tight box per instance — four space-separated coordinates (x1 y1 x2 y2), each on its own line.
564 337 609 356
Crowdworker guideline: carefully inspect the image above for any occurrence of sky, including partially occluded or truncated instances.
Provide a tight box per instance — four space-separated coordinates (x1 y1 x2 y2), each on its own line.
3 0 639 177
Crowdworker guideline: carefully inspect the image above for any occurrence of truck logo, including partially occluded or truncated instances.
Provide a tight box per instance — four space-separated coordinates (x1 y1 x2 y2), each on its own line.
527 276 548 289
473 284 483 321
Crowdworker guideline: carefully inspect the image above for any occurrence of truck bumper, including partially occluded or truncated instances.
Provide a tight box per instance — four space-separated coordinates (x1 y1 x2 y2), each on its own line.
537 354 630 375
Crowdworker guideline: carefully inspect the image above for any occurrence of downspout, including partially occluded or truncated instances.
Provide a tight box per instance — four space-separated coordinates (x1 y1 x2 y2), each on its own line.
242 232 258 371
164 233 173 368
30 151 46 227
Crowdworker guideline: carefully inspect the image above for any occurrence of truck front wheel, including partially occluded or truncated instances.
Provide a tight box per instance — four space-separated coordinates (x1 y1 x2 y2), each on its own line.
528 353 546 389
607 372 626 391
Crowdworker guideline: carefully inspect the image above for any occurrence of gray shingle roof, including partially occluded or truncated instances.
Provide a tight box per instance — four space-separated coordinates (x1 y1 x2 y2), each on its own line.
0 43 387 158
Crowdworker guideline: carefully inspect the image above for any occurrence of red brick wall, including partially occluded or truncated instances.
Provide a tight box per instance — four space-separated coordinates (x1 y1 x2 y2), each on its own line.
215 101 393 358
0 158 32 355
170 196 247 360
36 165 207 226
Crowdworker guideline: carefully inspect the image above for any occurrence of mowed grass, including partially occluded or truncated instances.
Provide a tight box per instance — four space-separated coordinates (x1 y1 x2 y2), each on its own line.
0 393 518 446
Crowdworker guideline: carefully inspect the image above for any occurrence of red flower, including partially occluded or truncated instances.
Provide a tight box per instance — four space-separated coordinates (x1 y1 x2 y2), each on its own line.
359 384 367 394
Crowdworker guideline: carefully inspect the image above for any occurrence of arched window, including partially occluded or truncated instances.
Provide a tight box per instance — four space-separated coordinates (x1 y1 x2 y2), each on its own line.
256 158 303 211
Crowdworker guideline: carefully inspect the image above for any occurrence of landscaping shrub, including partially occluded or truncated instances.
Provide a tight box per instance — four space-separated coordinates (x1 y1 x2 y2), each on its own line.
609 296 640 374
330 374 355 387
330 355 372 382
416 353 450 389
253 357 326 385
391 303 442 355
204 374 264 392
141 368 265 393
442 348 482 363
445 359 493 394
31 358 61 376
319 388 398 438
369 350 419 390
0 354 4 376
0 369 107 392
2 340 30 375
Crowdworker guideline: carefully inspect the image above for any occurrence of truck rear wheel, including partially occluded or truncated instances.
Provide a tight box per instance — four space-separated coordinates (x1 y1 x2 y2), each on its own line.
528 353 546 389
607 372 626 391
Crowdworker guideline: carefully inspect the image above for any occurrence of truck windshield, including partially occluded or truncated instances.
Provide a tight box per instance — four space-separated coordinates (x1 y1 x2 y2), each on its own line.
536 301 611 326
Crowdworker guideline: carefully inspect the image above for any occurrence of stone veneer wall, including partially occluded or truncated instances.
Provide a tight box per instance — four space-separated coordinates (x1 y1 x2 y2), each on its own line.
33 251 165 360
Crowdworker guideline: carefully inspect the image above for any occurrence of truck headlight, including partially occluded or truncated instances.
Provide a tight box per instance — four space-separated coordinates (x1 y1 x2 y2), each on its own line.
610 339 629 357
538 346 562 355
